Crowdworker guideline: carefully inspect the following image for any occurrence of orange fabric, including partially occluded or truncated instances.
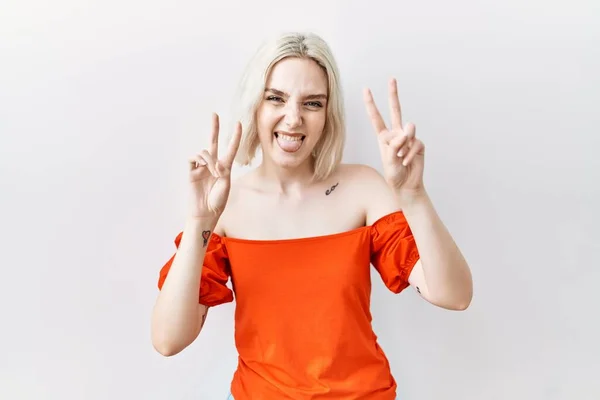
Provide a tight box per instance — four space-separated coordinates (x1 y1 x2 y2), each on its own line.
158 232 234 306
158 211 420 399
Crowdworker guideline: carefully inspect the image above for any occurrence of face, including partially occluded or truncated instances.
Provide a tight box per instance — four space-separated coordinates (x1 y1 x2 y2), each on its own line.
255 57 328 169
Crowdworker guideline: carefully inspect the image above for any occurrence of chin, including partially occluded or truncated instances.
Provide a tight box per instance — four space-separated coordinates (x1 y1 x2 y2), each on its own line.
272 155 311 169
269 149 313 169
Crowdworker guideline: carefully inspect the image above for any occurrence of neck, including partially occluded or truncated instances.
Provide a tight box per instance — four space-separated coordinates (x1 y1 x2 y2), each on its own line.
256 157 315 194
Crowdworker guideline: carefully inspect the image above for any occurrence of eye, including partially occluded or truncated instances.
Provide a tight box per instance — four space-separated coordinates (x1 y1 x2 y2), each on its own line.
305 101 323 108
266 95 284 103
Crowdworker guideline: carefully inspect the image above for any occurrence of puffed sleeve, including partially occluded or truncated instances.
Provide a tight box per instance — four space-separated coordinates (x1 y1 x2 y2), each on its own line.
157 231 234 307
370 211 420 294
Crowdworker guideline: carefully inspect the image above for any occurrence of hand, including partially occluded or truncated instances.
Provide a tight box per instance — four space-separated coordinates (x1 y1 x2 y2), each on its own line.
188 113 242 219
363 78 425 194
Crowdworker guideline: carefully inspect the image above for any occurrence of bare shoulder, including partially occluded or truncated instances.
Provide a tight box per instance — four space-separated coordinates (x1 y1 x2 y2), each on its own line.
337 163 400 225
213 171 253 237
336 163 381 181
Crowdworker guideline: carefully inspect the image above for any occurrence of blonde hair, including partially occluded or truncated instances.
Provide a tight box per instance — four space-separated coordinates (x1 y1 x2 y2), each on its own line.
233 32 346 182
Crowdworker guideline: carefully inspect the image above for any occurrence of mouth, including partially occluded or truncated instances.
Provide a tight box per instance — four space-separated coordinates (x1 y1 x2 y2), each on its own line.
274 131 306 153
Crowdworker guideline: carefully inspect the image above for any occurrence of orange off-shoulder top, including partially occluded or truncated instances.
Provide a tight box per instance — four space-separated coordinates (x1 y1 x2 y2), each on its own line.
158 211 420 399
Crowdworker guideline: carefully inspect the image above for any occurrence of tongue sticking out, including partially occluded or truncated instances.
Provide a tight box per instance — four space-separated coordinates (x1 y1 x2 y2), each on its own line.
276 134 303 153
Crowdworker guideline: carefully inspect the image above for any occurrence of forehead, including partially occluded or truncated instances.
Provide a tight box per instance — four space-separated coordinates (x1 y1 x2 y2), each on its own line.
266 57 328 94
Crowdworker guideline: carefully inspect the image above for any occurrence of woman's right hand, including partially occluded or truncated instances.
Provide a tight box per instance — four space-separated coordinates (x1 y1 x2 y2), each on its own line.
188 113 242 220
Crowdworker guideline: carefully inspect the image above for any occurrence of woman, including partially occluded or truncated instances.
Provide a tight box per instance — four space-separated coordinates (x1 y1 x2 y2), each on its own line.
151 32 473 399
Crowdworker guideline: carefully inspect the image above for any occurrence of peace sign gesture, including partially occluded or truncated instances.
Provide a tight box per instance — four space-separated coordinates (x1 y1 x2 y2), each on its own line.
188 113 242 219
363 78 425 193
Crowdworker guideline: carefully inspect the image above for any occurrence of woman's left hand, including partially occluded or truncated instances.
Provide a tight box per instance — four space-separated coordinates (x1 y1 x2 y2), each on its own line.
363 78 425 194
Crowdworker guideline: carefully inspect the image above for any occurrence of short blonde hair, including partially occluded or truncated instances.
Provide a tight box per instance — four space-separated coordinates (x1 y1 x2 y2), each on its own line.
233 32 346 182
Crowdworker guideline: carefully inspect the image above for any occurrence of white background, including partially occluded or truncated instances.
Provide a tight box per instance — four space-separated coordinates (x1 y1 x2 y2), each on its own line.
1 0 599 399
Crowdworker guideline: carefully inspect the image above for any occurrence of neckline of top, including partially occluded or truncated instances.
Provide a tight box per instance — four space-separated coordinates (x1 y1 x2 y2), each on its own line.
215 210 405 245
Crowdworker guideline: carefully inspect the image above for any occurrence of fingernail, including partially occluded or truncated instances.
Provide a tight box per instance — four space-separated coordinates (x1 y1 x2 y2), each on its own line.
397 150 404 157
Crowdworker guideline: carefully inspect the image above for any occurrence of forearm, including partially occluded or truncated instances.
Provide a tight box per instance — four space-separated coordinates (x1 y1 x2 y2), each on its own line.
151 217 217 353
397 189 473 308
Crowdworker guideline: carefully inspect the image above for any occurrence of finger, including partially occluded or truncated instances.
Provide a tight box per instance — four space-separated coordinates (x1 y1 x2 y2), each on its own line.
215 160 230 178
363 88 387 134
222 121 242 168
397 123 416 156
209 113 219 157
397 139 411 157
401 139 424 166
388 132 409 153
404 123 416 141
378 129 396 146
189 155 206 170
199 150 219 177
397 139 412 158
388 78 403 130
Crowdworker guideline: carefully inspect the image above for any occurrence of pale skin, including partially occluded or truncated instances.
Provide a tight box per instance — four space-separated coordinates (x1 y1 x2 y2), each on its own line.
151 57 473 357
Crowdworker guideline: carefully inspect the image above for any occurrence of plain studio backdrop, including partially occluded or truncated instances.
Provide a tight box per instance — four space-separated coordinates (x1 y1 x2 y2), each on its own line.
1 0 599 399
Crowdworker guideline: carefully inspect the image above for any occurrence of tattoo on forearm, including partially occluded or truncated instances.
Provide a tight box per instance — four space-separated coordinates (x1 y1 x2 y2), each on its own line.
416 286 421 294
325 182 339 195
202 230 211 247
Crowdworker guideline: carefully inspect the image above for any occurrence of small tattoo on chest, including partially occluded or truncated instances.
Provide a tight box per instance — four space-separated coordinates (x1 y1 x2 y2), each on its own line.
325 182 339 196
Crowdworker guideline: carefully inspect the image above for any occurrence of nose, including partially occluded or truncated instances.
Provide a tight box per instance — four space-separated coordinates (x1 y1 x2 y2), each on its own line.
283 103 302 129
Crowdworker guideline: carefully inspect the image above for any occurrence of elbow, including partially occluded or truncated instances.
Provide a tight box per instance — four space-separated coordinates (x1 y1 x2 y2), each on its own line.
151 316 201 357
151 325 191 357
448 274 473 311
152 337 185 357
151 311 197 357
450 298 471 311
438 298 471 311
155 347 180 357
432 289 473 311
448 290 473 311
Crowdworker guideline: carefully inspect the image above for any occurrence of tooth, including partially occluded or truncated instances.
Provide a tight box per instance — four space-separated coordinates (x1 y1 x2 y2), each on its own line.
279 134 301 141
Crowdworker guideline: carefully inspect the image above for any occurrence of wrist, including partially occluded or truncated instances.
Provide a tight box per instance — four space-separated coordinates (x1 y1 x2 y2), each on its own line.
393 187 430 212
182 216 219 248
184 216 219 232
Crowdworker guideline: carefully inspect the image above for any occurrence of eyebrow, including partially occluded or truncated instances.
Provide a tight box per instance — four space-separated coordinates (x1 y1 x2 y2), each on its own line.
265 88 328 101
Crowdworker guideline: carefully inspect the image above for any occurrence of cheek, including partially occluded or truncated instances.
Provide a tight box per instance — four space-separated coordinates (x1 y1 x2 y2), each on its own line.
308 112 327 136
257 106 279 126
256 109 274 139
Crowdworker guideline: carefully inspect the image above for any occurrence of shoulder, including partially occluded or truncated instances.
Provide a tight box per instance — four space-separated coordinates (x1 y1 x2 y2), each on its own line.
337 163 401 225
335 163 381 181
213 170 257 237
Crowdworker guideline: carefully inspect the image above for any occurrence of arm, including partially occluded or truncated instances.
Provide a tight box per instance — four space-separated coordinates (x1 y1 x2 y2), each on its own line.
362 78 472 310
151 216 219 356
364 166 473 311
398 189 473 310
152 113 242 356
